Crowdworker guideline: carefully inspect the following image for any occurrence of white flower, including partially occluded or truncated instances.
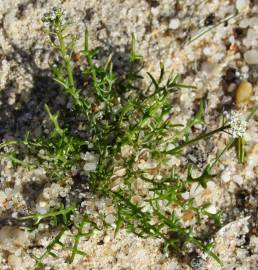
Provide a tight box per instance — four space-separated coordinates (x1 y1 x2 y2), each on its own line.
226 111 247 138
42 7 65 29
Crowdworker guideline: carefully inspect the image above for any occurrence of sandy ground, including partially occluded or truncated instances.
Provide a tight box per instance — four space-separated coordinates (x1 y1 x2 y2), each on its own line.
0 0 258 269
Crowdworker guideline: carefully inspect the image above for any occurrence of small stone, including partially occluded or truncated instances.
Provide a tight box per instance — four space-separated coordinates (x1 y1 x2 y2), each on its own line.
104 235 111 243
206 205 217 214
182 210 194 221
169 18 180 30
36 200 49 214
33 167 46 176
138 160 158 170
105 214 115 225
236 0 249 11
221 169 231 183
121 145 133 158
181 191 190 200
190 182 204 197
113 167 126 177
83 162 97 172
8 254 22 270
244 50 258 64
0 191 7 205
229 43 239 53
131 195 142 204
249 17 258 27
110 178 122 191
201 62 216 73
235 81 253 107
0 227 27 250
232 175 244 185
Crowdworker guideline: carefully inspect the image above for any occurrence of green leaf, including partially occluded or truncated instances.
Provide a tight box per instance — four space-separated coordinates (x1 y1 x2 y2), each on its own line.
129 34 142 62
158 62 165 84
147 72 159 90
236 137 245 163
187 164 214 188
45 104 64 137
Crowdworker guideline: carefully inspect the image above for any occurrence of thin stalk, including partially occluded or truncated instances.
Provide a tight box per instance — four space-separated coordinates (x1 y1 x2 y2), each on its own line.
247 104 258 122
0 154 35 169
210 138 234 169
56 29 75 90
186 13 238 44
84 31 98 88
55 28 89 113
236 137 245 163
165 125 229 155
0 141 17 149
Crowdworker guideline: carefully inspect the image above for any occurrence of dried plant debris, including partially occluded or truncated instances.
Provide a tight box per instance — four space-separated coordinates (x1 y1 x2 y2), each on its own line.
0 1 258 270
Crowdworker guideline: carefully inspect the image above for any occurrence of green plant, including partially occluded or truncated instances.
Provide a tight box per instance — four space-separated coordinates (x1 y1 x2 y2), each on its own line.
1 7 257 267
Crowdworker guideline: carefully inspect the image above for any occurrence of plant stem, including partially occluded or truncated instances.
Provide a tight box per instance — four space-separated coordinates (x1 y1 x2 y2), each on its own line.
247 104 258 122
56 28 89 113
57 30 75 90
0 141 17 149
84 31 98 88
165 125 229 155
210 138 234 169
186 13 238 44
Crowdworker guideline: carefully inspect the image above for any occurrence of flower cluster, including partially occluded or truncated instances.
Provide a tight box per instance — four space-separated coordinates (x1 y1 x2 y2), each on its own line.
226 111 247 138
42 7 65 30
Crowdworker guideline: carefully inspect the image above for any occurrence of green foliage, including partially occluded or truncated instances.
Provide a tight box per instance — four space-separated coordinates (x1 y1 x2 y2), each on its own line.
21 205 75 266
20 204 75 227
3 7 257 267
68 214 100 263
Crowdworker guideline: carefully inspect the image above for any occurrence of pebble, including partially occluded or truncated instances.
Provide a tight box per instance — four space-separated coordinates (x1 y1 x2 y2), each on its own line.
189 182 204 197
232 175 244 185
113 167 126 177
36 200 49 214
181 191 190 200
105 214 116 225
0 227 27 250
33 167 46 176
182 210 194 221
8 254 22 270
244 29 257 48
138 160 158 170
221 169 231 183
206 205 217 214
235 81 253 107
169 18 180 30
131 195 142 204
201 61 216 74
249 17 258 27
244 50 258 64
0 191 7 205
104 235 111 243
236 0 249 11
83 162 97 172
